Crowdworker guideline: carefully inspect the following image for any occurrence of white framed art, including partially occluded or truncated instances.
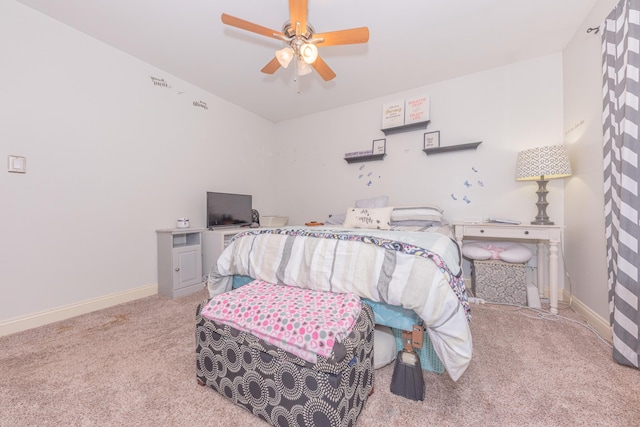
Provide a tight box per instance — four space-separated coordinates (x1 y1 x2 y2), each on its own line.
423 131 440 149
372 138 386 155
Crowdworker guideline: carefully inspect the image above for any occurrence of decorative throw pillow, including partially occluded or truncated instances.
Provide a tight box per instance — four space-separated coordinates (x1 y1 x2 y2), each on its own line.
343 207 393 230
355 195 389 208
499 244 533 264
462 242 493 260
462 242 533 264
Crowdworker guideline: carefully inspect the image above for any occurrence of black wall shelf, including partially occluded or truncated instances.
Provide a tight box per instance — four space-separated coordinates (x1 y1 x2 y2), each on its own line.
344 154 386 164
381 120 430 136
423 141 482 155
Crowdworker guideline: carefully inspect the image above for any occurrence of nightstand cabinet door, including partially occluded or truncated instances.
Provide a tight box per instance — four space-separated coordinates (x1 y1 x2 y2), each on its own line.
156 228 204 298
172 245 202 292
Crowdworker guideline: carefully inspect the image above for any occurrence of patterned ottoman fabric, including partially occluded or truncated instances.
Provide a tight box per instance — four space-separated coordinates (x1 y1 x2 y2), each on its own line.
195 297 375 427
201 280 363 364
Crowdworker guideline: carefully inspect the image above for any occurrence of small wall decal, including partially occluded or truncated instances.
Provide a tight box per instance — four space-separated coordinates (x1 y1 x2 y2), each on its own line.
565 119 585 136
150 76 170 88
193 100 208 110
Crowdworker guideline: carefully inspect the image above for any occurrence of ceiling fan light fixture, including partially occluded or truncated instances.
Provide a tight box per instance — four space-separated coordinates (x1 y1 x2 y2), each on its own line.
300 43 318 64
275 46 294 68
297 58 312 76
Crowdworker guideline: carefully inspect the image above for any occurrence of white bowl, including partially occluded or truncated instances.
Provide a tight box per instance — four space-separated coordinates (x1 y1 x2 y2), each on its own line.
261 216 288 227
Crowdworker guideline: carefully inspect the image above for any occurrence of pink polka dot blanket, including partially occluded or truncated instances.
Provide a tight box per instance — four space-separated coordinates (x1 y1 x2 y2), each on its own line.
201 279 362 364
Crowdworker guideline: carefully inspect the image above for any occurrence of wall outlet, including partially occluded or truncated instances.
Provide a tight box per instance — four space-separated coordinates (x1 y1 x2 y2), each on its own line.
8 155 26 173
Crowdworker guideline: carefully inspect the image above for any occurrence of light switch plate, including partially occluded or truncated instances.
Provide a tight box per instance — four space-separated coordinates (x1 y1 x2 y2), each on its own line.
8 155 26 173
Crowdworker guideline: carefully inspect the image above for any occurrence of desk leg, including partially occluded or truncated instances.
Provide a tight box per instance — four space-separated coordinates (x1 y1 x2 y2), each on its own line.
536 242 545 299
549 240 559 315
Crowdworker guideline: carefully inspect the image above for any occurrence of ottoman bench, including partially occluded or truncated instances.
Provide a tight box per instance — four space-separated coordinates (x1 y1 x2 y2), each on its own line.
195 280 375 427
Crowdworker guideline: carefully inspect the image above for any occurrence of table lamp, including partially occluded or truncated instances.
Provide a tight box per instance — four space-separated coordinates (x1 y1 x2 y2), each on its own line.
515 145 572 225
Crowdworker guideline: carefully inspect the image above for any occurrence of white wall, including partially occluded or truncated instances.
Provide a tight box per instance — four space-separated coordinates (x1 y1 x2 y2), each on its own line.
2 0 614 333
563 0 619 322
0 2 277 324
271 54 566 289
273 55 565 228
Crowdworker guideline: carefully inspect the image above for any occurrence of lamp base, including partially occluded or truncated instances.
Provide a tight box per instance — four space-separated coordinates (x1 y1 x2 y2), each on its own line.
531 219 554 225
531 179 554 225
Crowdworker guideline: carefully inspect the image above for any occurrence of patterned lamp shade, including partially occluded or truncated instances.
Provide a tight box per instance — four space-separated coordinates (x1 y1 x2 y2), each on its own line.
515 145 572 181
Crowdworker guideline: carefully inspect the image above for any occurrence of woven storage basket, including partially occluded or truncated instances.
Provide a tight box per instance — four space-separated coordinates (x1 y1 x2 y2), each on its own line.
472 259 527 305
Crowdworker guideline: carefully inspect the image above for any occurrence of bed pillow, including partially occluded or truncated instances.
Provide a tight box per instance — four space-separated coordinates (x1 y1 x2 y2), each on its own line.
390 220 443 227
343 207 393 230
355 195 389 208
391 206 443 223
325 213 347 225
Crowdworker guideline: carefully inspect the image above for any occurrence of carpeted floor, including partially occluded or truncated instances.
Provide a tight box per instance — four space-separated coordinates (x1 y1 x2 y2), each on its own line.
1 289 639 426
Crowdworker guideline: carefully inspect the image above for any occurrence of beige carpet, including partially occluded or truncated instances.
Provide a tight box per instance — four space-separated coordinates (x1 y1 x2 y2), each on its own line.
1 289 639 426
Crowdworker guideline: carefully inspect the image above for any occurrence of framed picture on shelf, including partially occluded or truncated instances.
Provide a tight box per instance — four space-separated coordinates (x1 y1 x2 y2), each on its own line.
381 101 404 129
423 131 440 149
372 138 386 155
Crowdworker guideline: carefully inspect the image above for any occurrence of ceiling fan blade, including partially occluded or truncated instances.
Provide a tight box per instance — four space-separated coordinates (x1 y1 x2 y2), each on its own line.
261 57 281 74
311 56 336 81
313 27 370 46
289 0 308 36
221 13 285 40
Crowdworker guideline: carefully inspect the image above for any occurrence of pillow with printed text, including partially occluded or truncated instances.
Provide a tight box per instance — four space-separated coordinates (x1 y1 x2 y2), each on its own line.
343 207 393 230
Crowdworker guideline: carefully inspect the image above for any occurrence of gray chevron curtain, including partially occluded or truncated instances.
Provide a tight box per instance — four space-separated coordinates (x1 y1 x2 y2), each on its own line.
602 0 640 369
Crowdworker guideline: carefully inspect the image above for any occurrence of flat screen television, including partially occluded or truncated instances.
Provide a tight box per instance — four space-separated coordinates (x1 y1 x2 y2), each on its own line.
207 192 252 229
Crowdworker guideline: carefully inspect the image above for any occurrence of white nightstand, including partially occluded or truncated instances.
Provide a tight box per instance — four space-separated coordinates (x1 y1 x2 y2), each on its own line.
156 228 204 298
453 222 563 314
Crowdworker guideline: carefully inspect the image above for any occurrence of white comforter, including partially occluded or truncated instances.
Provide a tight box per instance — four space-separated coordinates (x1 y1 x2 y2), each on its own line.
208 226 473 381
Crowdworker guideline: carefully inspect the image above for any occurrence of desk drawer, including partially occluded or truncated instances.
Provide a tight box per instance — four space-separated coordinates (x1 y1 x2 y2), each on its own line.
462 226 550 240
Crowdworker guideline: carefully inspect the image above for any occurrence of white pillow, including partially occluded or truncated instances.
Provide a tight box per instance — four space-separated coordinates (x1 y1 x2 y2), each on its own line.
373 325 397 369
462 242 533 264
499 244 533 264
391 206 443 222
355 195 389 208
462 242 493 260
343 207 393 230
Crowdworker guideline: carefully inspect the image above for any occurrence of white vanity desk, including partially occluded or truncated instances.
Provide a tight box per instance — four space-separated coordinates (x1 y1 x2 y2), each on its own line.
453 222 563 314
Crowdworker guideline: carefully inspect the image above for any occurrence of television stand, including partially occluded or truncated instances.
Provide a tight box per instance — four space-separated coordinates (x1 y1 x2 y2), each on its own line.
202 227 246 279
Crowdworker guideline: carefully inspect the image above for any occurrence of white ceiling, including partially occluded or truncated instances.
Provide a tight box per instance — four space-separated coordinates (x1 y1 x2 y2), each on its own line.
17 0 599 123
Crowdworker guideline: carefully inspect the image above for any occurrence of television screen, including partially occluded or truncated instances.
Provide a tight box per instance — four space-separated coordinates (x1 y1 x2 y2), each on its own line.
207 192 252 229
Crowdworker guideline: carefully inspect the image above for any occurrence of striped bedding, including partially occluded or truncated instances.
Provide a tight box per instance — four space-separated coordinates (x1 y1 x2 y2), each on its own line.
207 226 472 381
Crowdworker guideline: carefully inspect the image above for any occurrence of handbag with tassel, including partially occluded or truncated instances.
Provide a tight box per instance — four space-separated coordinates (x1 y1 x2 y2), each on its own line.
390 325 425 401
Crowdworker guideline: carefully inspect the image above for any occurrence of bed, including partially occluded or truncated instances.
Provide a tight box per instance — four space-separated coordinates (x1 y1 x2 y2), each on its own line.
206 205 472 381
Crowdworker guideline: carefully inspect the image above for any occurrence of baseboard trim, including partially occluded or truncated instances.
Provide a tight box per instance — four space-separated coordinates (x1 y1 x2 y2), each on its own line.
567 291 612 343
0 283 158 337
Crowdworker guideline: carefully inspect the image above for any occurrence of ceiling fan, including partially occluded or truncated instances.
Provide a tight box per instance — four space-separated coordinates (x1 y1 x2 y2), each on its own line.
221 0 369 81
